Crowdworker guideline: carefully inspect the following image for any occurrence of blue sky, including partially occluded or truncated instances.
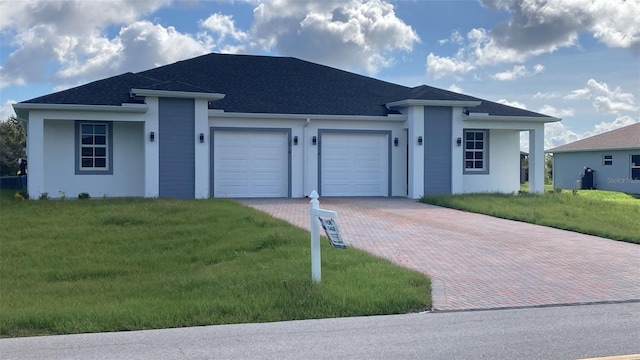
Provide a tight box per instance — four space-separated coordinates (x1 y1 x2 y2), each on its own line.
1 0 638 149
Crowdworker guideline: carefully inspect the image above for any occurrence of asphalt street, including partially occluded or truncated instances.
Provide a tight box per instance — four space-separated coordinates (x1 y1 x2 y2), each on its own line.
1 302 639 360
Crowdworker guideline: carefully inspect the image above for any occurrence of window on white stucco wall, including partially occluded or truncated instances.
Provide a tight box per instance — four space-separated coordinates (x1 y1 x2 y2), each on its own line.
75 121 113 175
464 129 489 174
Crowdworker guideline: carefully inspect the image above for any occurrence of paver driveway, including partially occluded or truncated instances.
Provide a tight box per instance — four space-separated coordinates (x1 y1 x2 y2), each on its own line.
238 197 640 311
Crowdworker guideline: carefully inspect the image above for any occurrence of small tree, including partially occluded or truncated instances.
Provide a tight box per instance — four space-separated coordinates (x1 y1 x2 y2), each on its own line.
545 153 553 185
0 116 27 176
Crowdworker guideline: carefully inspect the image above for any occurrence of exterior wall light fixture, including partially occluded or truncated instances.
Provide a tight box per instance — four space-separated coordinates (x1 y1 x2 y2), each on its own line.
150 131 155 142
418 136 423 146
199 133 205 143
457 137 462 146
293 136 298 145
312 136 317 145
394 137 399 147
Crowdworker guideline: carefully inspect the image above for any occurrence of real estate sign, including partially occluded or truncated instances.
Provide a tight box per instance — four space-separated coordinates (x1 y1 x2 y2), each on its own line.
318 217 347 249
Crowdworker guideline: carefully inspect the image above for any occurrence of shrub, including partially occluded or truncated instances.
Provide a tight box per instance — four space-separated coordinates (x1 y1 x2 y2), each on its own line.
78 192 91 200
39 192 49 200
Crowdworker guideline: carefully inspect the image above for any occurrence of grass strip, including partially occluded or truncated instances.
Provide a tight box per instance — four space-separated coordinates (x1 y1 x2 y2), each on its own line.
421 189 640 244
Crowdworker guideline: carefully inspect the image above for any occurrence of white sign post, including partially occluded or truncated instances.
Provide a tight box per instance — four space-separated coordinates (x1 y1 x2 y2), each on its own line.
309 190 338 283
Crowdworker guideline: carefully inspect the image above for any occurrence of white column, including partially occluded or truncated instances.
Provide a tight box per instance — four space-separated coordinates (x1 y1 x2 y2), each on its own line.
144 97 159 197
194 99 209 199
450 107 464 194
27 114 44 199
407 106 424 199
529 124 545 193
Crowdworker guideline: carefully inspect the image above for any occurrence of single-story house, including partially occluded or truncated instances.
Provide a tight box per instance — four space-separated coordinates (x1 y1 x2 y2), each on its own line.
13 53 558 199
547 122 640 194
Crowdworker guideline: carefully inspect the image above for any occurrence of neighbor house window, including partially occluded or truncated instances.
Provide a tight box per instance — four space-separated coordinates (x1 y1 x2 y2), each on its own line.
464 130 488 174
603 155 613 166
75 121 113 175
632 155 640 180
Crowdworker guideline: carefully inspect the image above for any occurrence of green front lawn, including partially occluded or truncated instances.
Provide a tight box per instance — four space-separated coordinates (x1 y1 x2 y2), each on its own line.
0 192 430 337
421 189 640 244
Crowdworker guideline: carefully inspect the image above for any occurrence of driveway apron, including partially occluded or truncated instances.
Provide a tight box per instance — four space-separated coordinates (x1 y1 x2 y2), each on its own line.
237 197 640 311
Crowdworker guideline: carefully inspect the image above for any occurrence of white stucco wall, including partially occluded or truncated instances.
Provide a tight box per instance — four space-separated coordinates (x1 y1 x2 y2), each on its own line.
463 129 520 193
43 120 145 198
209 116 407 197
194 99 210 198
450 107 465 194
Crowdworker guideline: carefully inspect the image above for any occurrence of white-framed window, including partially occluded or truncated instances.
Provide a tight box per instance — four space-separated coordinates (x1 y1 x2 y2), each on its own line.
632 154 640 180
603 155 613 166
75 121 113 175
464 129 488 174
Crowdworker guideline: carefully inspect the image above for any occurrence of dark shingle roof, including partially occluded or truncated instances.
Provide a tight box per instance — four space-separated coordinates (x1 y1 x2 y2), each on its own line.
133 80 217 93
548 122 640 152
19 53 555 119
471 99 556 118
22 73 156 105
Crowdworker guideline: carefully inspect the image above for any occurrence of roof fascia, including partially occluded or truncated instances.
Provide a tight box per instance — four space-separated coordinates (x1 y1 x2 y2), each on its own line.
12 103 148 114
208 111 407 122
386 99 481 108
131 88 225 100
465 113 560 123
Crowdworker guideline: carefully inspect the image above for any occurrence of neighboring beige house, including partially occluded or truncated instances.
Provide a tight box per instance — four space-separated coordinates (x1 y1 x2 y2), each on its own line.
547 122 640 194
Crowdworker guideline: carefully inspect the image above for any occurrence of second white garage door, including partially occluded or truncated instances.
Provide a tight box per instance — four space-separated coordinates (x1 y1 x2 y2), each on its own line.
320 132 389 196
213 130 289 197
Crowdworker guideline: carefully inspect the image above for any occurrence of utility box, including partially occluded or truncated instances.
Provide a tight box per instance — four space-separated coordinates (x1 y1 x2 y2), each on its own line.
582 167 595 189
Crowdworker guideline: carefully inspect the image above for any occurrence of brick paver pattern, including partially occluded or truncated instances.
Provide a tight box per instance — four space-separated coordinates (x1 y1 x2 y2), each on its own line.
238 197 640 311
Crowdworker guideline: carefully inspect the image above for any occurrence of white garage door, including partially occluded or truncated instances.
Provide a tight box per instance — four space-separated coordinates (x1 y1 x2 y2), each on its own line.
321 132 389 196
213 130 288 197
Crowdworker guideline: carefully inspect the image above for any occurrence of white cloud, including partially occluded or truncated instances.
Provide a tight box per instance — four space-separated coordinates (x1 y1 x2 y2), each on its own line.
249 0 419 74
438 30 463 46
537 105 575 118
543 122 580 149
531 115 638 151
564 88 592 100
564 78 637 114
480 0 640 53
533 91 560 99
0 0 223 88
426 53 475 79
430 0 640 79
497 99 527 109
586 115 638 136
492 64 543 81
200 13 248 44
55 21 214 81
1 100 17 120
0 0 170 33
448 84 463 93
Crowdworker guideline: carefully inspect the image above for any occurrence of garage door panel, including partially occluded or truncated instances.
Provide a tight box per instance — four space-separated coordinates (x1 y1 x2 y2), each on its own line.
213 131 289 198
321 132 389 197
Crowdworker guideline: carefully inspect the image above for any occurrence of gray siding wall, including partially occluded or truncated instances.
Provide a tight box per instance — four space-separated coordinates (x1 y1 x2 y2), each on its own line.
554 150 640 194
159 98 195 199
424 106 452 195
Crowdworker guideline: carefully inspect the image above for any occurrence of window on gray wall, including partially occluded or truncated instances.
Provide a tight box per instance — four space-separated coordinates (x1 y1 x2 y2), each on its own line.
464 130 488 174
632 154 640 180
75 121 113 175
603 155 613 166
